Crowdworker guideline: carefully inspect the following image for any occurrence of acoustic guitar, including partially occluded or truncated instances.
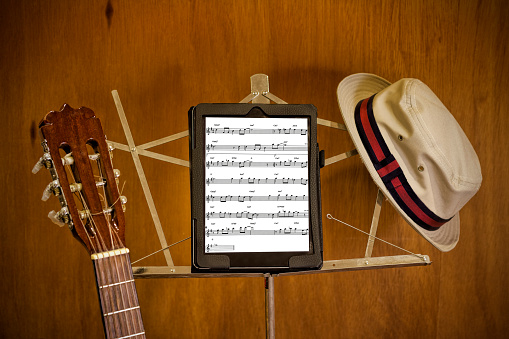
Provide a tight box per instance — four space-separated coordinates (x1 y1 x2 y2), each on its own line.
34 104 146 339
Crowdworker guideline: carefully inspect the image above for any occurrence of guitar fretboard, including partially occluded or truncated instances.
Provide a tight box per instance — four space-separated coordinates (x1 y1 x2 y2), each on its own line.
92 249 145 339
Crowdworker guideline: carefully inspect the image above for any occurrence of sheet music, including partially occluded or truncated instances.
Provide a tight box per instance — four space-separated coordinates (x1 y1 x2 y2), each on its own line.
205 117 309 253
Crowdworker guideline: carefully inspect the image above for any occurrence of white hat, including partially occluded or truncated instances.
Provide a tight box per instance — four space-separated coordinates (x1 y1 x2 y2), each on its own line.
337 73 482 252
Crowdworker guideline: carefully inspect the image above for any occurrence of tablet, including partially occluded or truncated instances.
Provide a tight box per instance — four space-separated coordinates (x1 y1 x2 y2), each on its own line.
189 104 323 272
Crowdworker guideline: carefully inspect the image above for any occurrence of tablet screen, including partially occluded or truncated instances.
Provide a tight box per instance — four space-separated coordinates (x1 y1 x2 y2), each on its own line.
204 117 310 253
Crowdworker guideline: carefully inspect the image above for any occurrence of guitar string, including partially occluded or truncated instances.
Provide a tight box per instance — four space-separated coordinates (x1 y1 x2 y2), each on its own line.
89 180 126 216
98 155 144 336
69 158 129 336
121 253 144 333
88 157 141 335
62 159 97 254
96 156 136 336
93 174 131 337
100 170 144 335
103 219 139 334
94 250 117 339
72 187 120 338
63 160 108 252
85 209 120 338
64 161 120 338
107 213 144 335
89 225 126 338
69 189 98 254
110 252 136 336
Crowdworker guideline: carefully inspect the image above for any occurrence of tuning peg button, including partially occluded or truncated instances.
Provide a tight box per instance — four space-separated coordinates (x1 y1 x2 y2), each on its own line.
41 180 62 201
107 143 115 160
42 180 56 201
48 207 70 227
32 153 52 174
32 159 44 174
120 195 127 212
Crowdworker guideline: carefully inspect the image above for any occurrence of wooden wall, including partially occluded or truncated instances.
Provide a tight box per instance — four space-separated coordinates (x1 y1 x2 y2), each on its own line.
1 0 508 338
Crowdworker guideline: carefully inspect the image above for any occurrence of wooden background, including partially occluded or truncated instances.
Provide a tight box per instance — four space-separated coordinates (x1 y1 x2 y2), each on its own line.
1 0 508 338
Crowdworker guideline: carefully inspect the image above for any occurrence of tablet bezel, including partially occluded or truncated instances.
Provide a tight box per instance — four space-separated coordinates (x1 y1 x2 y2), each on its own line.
189 103 322 272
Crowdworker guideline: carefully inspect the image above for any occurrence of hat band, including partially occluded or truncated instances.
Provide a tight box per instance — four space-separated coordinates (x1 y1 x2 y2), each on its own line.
354 95 451 231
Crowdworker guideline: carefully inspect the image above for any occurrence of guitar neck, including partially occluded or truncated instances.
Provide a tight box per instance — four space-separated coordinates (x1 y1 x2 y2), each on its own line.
92 248 145 339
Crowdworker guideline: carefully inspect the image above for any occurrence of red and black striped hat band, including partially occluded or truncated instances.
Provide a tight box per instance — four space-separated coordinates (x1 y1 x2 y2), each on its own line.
354 95 451 231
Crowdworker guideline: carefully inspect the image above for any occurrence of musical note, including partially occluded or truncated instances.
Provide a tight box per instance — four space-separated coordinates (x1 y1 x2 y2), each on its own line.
206 178 308 185
205 211 308 220
206 160 308 168
206 244 235 252
206 195 308 202
206 144 307 152
206 227 309 237
206 127 307 135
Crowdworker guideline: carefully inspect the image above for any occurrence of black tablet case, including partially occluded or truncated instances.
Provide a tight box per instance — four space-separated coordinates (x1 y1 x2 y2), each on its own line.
189 103 323 273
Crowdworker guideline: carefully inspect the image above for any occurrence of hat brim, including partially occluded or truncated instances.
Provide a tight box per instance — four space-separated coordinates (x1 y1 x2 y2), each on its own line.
336 73 459 252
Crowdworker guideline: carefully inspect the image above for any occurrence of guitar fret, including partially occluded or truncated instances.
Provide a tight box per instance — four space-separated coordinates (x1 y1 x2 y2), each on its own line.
99 279 135 289
116 333 145 339
93 252 145 338
104 306 141 317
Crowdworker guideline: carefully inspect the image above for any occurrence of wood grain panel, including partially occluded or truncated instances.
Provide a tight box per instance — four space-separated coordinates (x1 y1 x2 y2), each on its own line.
1 0 507 338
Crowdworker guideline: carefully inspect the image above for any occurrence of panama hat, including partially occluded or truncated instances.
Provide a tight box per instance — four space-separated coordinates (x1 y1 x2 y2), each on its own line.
337 73 482 252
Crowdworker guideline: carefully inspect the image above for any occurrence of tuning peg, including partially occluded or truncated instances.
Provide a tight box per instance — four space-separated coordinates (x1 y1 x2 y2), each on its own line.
107 142 115 160
120 195 127 212
32 160 43 174
32 153 52 174
48 207 70 227
42 180 61 201
113 169 121 185
41 183 52 201
61 153 74 166
78 209 90 220
69 183 82 193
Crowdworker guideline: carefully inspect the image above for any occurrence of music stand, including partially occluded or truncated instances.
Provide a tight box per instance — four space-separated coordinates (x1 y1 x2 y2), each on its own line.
108 74 431 339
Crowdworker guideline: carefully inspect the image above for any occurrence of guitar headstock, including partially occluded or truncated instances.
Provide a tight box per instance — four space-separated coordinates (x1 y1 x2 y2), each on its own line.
34 104 127 255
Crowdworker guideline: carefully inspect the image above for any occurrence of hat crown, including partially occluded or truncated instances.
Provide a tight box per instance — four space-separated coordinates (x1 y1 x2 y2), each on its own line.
373 79 482 218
